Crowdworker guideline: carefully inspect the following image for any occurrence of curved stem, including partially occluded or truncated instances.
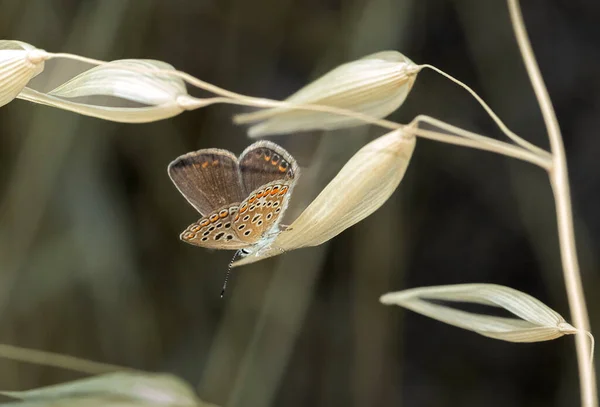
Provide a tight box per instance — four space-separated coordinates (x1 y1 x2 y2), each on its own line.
182 97 551 170
419 63 548 158
507 1 597 406
410 114 552 167
405 126 551 171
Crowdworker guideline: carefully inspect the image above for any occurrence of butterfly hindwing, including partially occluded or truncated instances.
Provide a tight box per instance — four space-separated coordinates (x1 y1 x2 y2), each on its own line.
180 204 251 249
168 149 245 216
232 180 293 244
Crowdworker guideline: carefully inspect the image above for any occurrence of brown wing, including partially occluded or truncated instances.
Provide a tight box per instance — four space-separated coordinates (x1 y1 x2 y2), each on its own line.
180 204 251 250
238 141 299 195
232 180 294 244
168 149 245 216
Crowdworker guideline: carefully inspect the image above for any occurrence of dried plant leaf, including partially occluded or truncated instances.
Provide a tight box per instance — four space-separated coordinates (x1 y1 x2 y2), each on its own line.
0 372 201 407
49 59 186 106
234 51 419 137
233 129 415 266
380 284 577 342
18 87 184 123
0 40 46 108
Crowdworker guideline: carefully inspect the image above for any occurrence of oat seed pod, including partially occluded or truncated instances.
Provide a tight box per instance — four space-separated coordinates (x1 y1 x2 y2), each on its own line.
0 40 47 108
19 59 191 123
234 51 419 137
234 128 415 266
380 284 578 343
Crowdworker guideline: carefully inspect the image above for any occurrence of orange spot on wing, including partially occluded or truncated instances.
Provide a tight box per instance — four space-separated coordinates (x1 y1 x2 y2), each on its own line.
248 195 256 203
240 204 248 214
212 160 219 166
200 219 210 227
271 186 280 195
209 214 219 222
191 225 201 232
202 162 209 168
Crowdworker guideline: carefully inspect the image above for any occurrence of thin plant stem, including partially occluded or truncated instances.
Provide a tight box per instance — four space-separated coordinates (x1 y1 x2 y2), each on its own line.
507 0 597 406
419 63 548 158
409 114 552 169
181 96 551 169
405 126 551 171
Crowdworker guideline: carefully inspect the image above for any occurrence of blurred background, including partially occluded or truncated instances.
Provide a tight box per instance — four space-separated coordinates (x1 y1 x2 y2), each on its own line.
1 0 599 406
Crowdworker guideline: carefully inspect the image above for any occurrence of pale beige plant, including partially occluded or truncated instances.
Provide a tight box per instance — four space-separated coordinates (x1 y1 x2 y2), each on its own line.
0 40 47 107
381 284 580 343
18 59 195 123
233 128 415 266
0 0 596 405
233 51 419 137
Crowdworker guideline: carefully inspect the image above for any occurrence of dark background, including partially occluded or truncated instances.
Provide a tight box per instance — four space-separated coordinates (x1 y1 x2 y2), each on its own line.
0 0 599 406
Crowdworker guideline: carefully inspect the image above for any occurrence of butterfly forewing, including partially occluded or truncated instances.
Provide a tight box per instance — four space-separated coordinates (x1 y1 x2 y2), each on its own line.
168 149 245 216
238 141 299 195
180 204 251 249
232 180 293 244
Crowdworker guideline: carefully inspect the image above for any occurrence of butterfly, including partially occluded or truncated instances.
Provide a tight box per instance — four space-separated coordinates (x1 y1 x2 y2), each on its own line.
168 141 299 258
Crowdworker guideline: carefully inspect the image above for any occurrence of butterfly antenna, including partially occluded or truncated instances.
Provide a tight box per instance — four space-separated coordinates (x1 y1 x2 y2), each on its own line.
221 250 241 298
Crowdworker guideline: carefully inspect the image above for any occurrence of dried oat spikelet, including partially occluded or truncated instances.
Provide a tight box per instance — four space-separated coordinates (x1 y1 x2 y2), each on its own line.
19 59 193 123
234 51 419 137
381 284 579 343
234 128 415 266
0 40 47 107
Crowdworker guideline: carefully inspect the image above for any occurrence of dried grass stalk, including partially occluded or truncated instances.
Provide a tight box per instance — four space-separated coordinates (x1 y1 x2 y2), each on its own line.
234 51 419 137
234 128 415 266
380 283 578 342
